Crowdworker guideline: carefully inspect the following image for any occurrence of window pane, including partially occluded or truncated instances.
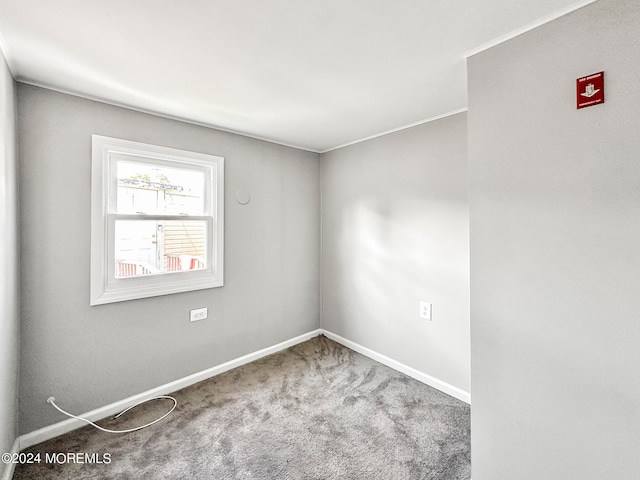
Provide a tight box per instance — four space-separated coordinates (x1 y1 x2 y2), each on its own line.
116 160 206 215
114 219 207 278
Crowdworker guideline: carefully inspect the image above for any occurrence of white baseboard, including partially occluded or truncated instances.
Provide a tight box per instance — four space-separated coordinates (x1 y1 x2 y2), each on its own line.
15 326 469 455
321 330 471 404
1 437 21 480
18 329 322 451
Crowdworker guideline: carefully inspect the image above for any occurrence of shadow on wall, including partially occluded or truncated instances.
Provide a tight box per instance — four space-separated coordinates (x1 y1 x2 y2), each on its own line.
333 195 469 385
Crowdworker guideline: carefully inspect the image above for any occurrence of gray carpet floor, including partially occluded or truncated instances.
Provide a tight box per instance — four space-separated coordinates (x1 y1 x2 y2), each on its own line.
14 335 471 479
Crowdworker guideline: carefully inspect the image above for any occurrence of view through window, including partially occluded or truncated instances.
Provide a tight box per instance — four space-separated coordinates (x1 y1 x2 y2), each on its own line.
114 160 208 277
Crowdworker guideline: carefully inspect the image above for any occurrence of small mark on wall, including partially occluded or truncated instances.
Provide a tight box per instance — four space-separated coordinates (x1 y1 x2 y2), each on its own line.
236 190 250 205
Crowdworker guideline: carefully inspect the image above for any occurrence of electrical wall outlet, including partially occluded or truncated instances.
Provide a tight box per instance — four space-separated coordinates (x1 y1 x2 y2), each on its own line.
190 307 208 322
419 302 432 321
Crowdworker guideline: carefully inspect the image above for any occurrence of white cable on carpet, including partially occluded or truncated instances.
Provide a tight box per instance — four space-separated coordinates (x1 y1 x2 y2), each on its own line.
47 396 177 434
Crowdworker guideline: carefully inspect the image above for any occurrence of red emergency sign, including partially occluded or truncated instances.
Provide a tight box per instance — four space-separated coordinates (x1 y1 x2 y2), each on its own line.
576 71 604 109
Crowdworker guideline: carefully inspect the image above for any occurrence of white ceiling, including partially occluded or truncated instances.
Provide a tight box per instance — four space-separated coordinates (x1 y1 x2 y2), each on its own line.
0 0 595 152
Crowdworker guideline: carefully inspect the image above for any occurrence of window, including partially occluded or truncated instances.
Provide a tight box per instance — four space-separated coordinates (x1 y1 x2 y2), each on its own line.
90 135 224 305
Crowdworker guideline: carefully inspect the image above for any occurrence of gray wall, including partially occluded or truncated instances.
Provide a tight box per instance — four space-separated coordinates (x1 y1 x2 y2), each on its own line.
322 113 470 395
18 85 320 434
468 0 640 478
0 49 19 474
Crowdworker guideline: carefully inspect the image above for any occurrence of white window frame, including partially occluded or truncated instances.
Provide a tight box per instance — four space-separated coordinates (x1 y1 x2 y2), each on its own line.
90 135 224 305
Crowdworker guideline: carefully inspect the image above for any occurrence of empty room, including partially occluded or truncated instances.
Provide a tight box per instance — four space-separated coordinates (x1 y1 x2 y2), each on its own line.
1 0 638 478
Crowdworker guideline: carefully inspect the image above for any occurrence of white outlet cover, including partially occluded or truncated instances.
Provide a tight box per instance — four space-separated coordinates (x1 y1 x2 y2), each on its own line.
419 302 432 321
190 307 208 322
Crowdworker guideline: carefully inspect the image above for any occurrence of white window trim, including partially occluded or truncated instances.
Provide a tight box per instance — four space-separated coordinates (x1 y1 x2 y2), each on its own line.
90 135 224 305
